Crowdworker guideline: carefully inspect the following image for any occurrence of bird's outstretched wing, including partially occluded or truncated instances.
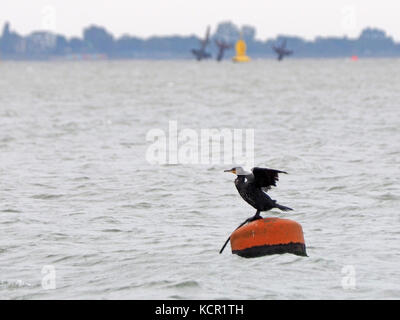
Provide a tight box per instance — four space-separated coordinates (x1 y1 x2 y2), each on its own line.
252 167 288 191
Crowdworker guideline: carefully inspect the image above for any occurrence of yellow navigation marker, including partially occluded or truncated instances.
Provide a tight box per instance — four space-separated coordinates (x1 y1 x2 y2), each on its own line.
232 38 250 62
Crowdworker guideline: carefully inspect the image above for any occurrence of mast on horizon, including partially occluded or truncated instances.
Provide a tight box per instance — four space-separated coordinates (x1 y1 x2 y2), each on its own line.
215 39 232 62
272 39 293 61
191 26 212 61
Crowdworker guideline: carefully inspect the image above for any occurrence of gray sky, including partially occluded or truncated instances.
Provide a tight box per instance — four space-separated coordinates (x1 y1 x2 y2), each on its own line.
1 0 399 40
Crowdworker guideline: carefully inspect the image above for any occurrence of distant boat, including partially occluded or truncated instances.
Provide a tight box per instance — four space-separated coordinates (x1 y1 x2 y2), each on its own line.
232 36 250 62
351 55 359 61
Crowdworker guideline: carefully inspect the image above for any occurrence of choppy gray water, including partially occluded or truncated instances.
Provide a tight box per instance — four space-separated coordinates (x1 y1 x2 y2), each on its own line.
0 59 399 299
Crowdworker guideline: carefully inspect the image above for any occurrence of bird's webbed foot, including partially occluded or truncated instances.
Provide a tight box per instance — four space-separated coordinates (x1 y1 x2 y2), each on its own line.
247 214 263 223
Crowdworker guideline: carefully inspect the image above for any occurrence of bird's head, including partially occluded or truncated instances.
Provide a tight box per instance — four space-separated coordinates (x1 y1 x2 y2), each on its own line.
224 166 249 176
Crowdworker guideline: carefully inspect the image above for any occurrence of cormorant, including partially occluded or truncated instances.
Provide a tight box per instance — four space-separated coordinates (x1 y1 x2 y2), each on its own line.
219 166 293 254
224 166 293 221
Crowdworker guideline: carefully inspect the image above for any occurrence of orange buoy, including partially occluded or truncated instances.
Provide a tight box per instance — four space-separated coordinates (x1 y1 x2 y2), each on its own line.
230 218 307 258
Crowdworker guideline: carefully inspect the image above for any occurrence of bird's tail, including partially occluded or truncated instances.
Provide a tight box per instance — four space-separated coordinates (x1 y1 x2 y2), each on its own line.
275 203 293 211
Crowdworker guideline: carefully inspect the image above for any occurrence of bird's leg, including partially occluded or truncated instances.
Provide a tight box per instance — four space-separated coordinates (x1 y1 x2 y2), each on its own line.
249 210 262 222
219 218 250 254
219 211 264 254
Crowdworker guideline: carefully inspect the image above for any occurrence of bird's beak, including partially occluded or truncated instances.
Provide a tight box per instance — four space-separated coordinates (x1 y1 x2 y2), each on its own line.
224 169 236 174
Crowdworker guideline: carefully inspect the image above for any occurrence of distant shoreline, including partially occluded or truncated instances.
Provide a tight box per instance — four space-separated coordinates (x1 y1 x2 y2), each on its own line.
2 21 400 60
2 57 400 63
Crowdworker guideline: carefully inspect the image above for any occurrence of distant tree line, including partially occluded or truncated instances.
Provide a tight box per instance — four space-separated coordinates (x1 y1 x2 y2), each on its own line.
1 21 400 60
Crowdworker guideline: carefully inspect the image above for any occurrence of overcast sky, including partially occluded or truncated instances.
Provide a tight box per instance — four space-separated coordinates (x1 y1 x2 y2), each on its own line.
1 1 399 41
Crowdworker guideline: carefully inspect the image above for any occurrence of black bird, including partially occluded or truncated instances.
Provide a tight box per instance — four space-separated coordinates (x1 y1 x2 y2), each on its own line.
219 166 293 254
224 166 293 221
